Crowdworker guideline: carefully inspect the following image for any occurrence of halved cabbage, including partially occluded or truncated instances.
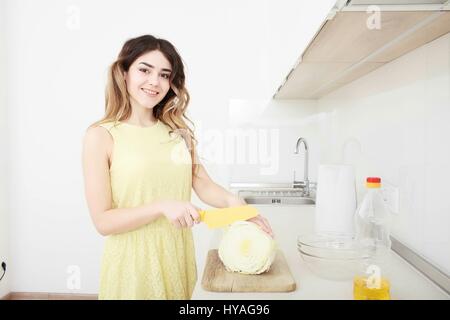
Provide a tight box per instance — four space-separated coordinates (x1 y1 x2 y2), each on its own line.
218 221 277 274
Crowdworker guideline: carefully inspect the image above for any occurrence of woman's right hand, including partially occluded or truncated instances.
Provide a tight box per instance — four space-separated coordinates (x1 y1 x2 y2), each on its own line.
157 200 201 229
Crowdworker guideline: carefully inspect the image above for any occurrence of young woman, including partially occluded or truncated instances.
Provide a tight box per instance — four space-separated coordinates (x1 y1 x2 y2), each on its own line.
82 35 273 300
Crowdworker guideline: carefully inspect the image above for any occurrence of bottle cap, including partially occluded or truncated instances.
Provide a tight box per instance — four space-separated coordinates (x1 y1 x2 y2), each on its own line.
366 177 381 188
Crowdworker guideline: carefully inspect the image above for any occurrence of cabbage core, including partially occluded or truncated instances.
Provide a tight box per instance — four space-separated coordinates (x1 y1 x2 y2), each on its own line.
218 221 276 274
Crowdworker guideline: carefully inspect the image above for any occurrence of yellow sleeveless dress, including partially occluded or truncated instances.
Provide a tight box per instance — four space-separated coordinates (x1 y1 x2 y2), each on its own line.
97 119 197 300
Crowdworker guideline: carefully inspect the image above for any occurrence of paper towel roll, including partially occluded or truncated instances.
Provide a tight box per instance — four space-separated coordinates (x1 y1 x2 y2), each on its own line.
315 164 357 236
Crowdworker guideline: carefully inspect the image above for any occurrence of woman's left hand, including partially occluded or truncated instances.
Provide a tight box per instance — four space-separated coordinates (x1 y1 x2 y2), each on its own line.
227 195 274 238
247 214 274 238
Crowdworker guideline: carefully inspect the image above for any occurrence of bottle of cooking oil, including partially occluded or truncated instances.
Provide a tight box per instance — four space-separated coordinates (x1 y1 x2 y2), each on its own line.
353 177 392 300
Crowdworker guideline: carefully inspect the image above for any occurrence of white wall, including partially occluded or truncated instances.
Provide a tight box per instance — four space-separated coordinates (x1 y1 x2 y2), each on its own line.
317 33 450 275
0 0 11 298
4 0 335 293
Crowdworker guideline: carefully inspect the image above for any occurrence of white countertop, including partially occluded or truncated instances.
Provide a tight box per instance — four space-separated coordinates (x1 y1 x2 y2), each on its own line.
192 205 449 300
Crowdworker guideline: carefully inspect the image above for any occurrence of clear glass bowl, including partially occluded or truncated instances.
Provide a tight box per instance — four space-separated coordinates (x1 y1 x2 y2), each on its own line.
297 232 368 260
297 248 367 281
296 232 369 281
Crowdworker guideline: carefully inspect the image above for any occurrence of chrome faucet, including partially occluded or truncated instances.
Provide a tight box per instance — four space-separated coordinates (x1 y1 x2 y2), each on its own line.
294 137 310 196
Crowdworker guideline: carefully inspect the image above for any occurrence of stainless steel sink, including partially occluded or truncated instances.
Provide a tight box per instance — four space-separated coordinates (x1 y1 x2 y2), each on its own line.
244 196 315 205
230 183 316 206
230 137 317 206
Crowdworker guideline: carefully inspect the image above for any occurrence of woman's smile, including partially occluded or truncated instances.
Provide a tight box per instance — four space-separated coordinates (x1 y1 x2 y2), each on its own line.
141 88 159 97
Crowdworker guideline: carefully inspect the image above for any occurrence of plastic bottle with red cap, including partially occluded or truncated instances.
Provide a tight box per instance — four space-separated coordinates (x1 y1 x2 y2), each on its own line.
355 177 391 252
353 176 392 300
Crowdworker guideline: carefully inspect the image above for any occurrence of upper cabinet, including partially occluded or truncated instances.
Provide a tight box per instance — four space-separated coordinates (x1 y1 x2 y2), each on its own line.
274 0 450 99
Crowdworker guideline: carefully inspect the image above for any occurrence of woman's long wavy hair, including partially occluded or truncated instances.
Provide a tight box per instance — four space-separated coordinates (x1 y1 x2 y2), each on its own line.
89 35 199 178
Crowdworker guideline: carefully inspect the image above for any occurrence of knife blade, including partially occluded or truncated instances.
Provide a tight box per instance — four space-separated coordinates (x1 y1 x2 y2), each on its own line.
198 205 259 229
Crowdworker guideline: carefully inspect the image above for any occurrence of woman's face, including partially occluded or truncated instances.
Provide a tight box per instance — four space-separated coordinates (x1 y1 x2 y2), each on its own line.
124 50 172 109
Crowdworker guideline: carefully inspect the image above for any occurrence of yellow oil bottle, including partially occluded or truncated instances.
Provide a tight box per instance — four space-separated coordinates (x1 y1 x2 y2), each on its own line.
354 177 392 300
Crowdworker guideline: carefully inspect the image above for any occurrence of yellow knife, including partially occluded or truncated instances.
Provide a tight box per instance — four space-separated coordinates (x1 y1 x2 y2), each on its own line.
198 205 259 229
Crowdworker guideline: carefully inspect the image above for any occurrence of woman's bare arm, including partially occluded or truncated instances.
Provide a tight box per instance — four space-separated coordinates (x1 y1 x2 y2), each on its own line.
192 155 273 237
82 126 163 236
192 163 245 208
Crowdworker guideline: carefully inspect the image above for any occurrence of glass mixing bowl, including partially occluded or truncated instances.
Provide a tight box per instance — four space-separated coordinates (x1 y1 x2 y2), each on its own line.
297 232 369 281
297 232 369 259
297 248 367 281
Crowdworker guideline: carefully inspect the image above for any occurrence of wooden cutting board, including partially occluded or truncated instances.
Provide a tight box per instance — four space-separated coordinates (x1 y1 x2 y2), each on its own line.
201 249 296 292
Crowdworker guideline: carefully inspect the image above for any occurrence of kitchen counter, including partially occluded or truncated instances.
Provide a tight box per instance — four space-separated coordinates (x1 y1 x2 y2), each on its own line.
192 205 449 300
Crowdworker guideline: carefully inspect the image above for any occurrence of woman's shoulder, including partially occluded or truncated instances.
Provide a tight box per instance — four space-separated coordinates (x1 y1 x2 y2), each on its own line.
83 124 114 163
85 121 124 139
84 124 114 145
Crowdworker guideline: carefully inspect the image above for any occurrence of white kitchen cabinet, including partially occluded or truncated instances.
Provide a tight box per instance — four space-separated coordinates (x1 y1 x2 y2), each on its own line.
273 0 450 99
265 0 338 98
